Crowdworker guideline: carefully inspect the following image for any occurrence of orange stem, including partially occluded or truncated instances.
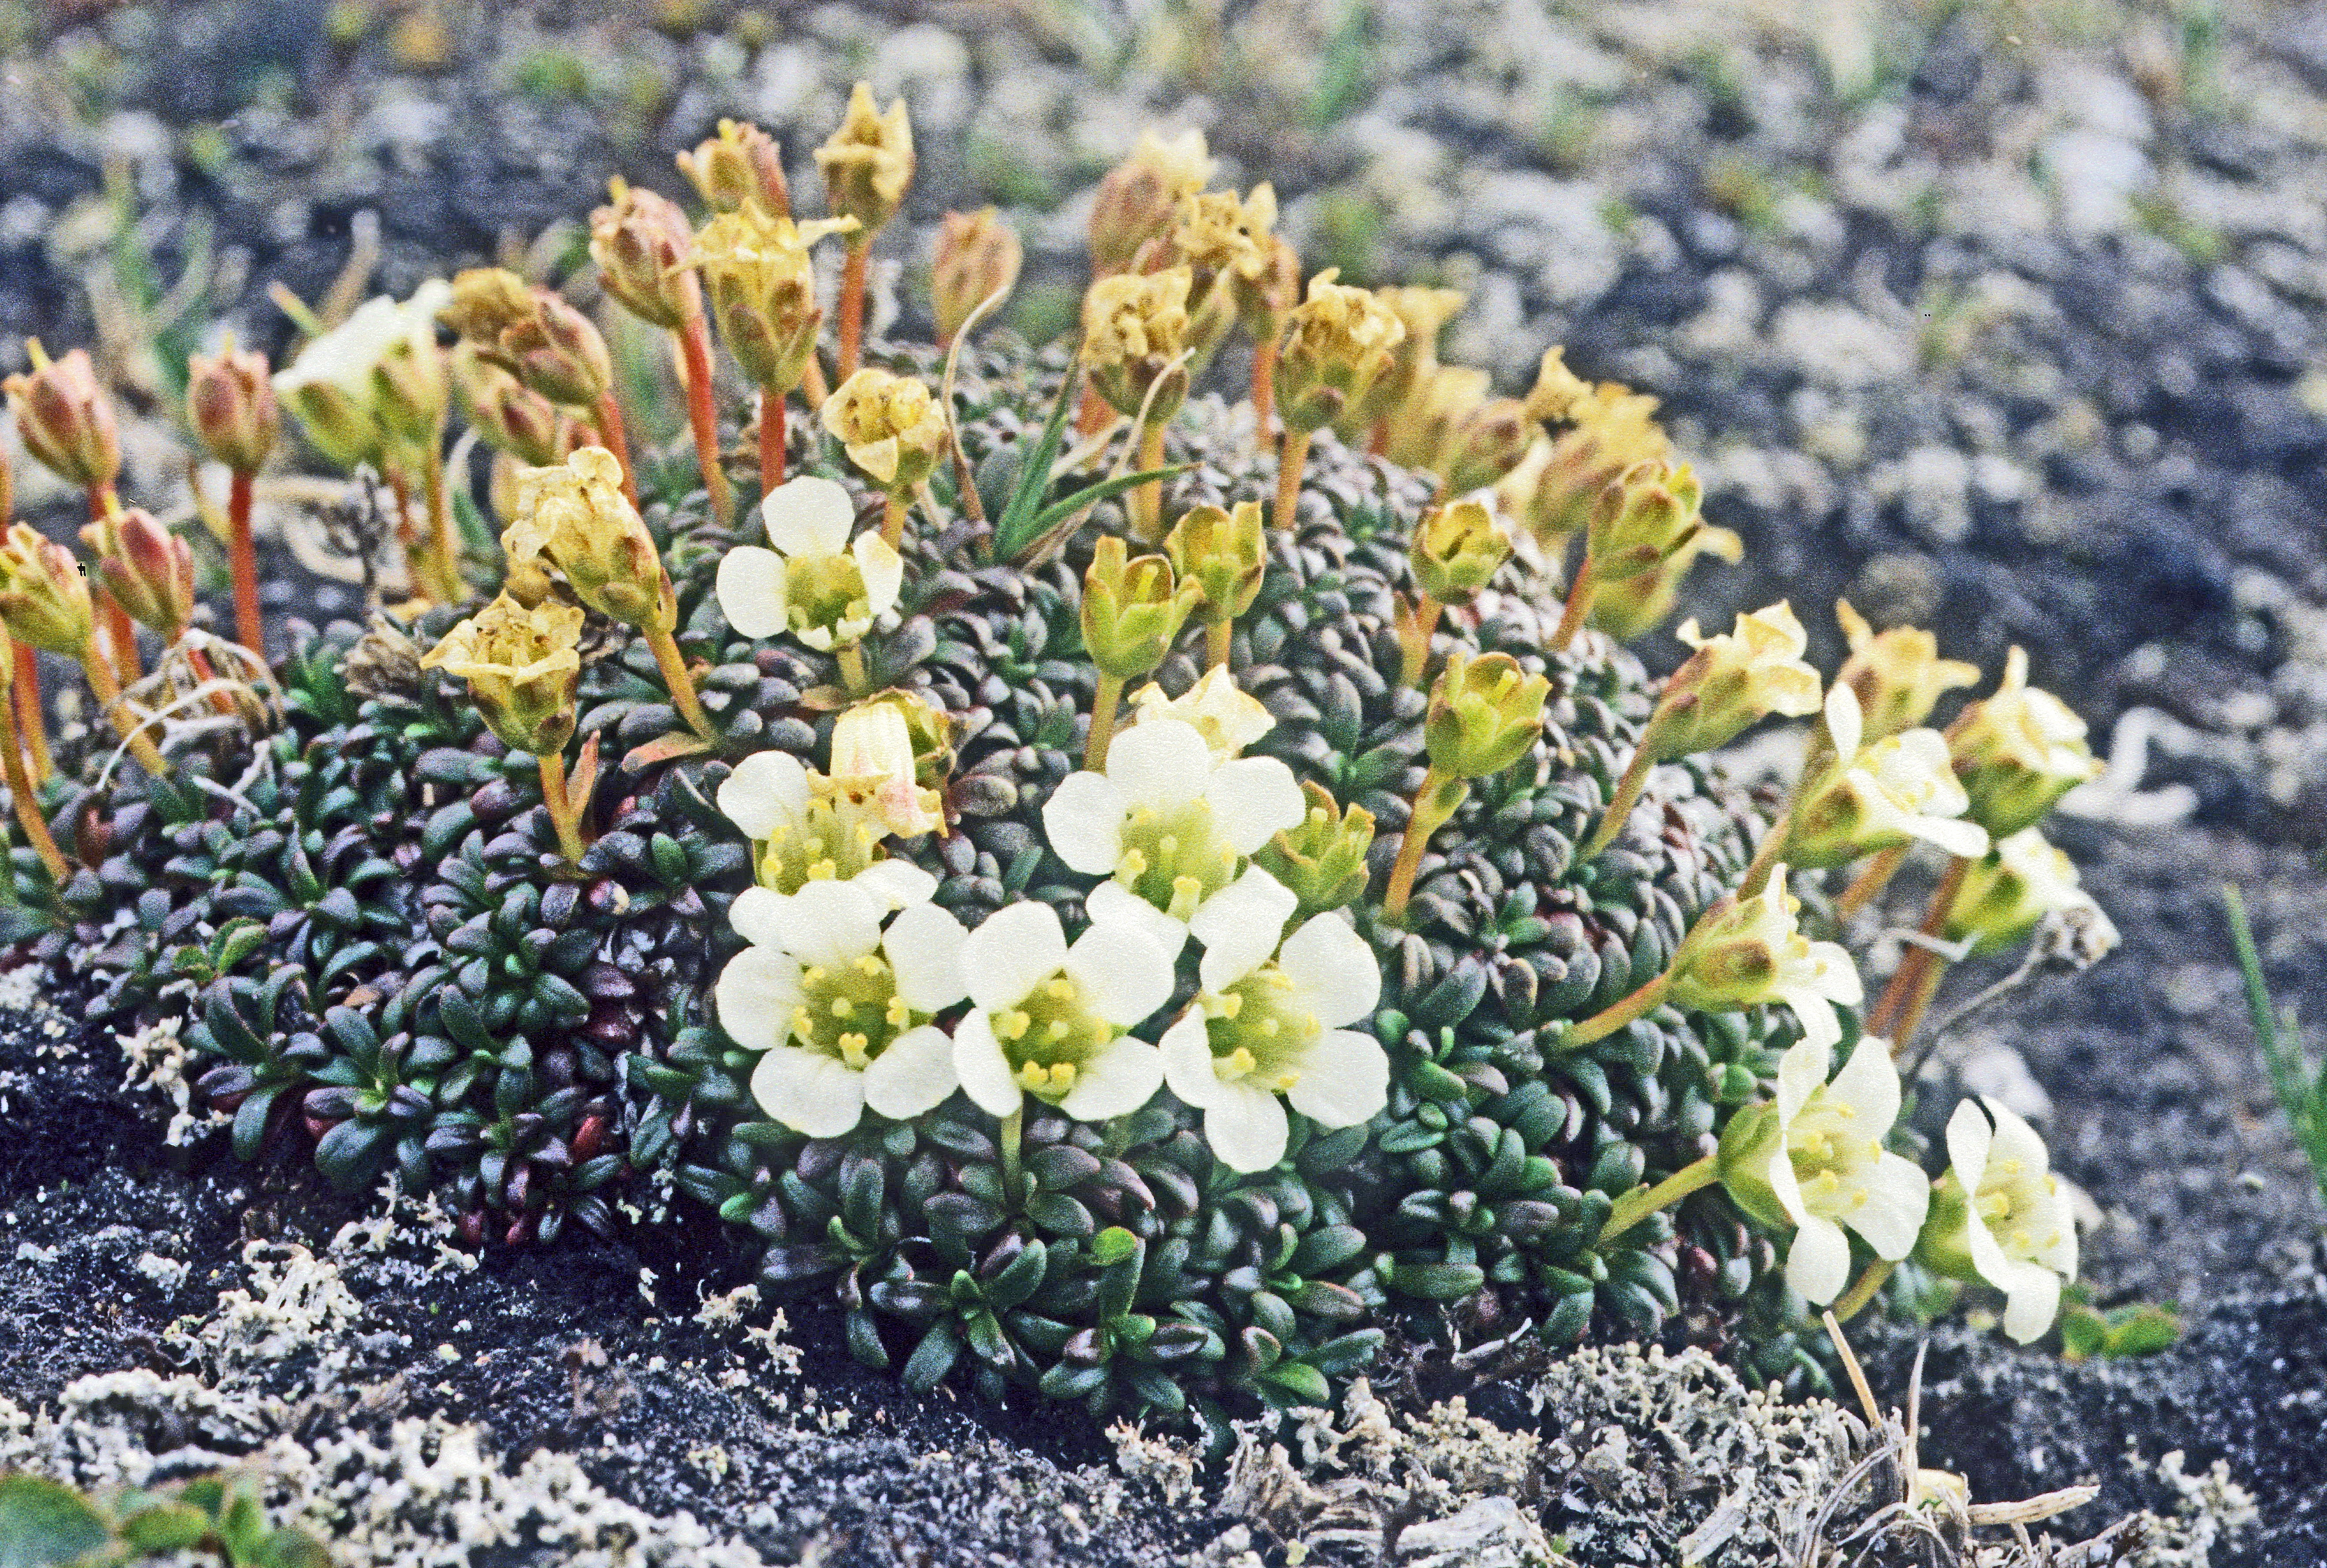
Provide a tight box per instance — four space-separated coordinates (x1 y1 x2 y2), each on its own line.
100 593 141 688
1871 854 1975 1053
0 685 68 885
1274 427 1311 532
78 645 167 773
1549 558 1597 653
594 392 639 509
227 468 264 658
1250 337 1277 434
675 312 736 521
13 645 51 785
759 386 787 496
839 239 868 379
1837 845 1910 919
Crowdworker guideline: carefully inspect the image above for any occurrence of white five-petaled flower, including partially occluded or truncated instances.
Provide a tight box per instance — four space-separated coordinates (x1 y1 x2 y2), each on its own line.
1789 685 1990 868
716 474 902 651
1944 1097 2079 1343
951 901 1175 1122
1664 865 1863 1054
715 880 967 1137
1160 904 1388 1173
1041 717 1305 956
1755 1036 1931 1305
1130 666 1274 760
718 750 935 940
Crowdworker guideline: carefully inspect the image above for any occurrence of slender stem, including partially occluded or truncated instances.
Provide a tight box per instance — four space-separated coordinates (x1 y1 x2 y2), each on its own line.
536 748 587 865
1365 420 1388 457
644 623 717 740
836 642 869 695
838 239 868 380
1549 557 1598 653
0 687 70 885
1871 854 1974 1053
675 312 736 522
1130 419 1167 543
999 1106 1024 1203
1250 336 1277 434
1832 1256 1897 1323
1597 1152 1716 1245
1383 764 1462 919
1837 845 1909 919
1580 732 1658 861
1399 594 1443 688
14 645 51 785
227 468 264 658
1084 669 1126 773
1204 616 1232 671
1736 810 1791 901
880 491 907 549
594 391 639 509
99 593 142 688
181 634 239 717
420 428 462 605
79 646 168 773
1565 972 1672 1049
758 385 787 497
1274 426 1312 532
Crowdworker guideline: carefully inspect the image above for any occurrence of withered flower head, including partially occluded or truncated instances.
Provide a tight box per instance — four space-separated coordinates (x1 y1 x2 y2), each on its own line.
691 206 856 391
1079 266 1194 421
931 208 1024 345
1277 270 1406 435
420 591 584 757
505 445 676 633
590 180 702 330
0 521 95 656
677 118 790 217
815 83 914 236
820 368 947 495
1089 127 1213 277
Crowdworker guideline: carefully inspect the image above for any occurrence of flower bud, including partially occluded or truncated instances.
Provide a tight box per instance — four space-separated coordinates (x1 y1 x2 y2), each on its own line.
501 292 616 410
1080 267 1194 421
1129 665 1272 759
828 696 946 838
1089 128 1213 278
505 445 677 633
1945 647 2102 838
690 207 853 393
677 118 789 216
1835 600 1979 744
1252 780 1376 917
1584 459 1708 586
850 686 957 788
1583 523 1743 643
88 506 195 636
1438 395 1535 495
419 592 583 756
820 368 947 495
815 83 914 237
1164 500 1266 628
453 343 573 467
1082 535 1200 680
438 267 538 346
1410 498 1509 607
184 339 280 473
1664 866 1860 1052
1650 603 1823 760
589 180 702 330
932 208 1023 345
1425 651 1547 780
0 521 95 655
1943 827 2118 958
1341 286 1465 437
1506 352 1670 549
4 342 120 491
1277 270 1405 435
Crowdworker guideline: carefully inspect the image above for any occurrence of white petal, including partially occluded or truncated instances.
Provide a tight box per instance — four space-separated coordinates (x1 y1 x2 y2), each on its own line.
1203 1082 1290 1174
1103 718 1215 811
751 1046 866 1138
1913 814 1991 859
950 1009 1022 1118
1827 1034 1901 1132
960 901 1068 1012
1041 771 1128 875
1778 990 1842 1055
1059 1037 1164 1120
1980 1097 2052 1176
851 858 939 912
718 750 810 839
715 948 803 1051
1203 756 1307 854
1807 941 1863 1005
853 531 904 619
729 885 794 949
1945 1098 1995 1187
761 474 856 558
1846 1152 1932 1261
771 878 884 968
862 1024 959 1120
1999 1260 2063 1344
1159 1012 1224 1110
1276 911 1381 1029
1066 919 1175 1027
716 547 791 639
1285 1030 1389 1128
1086 879 1189 960
1774 1038 1832 1123
1785 1215 1853 1306
1190 868 1297 993
884 902 968 1013
1823 682 1863 764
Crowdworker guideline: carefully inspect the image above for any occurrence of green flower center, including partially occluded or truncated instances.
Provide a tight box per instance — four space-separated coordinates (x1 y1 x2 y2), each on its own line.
791 953 915 1068
1786 1099 1884 1218
990 975 1117 1101
1197 965 1319 1090
1115 800 1239 922
1975 1159 2063 1258
754 795 886 894
787 552 871 639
